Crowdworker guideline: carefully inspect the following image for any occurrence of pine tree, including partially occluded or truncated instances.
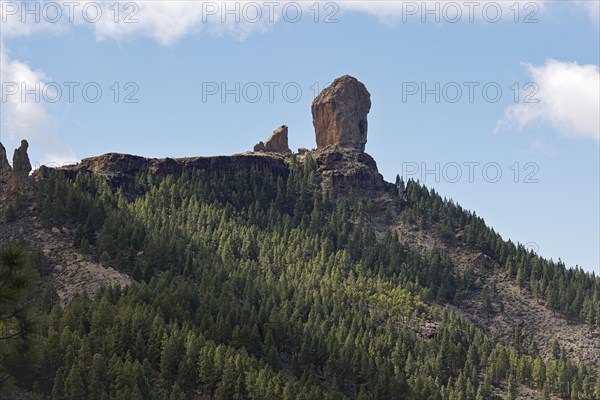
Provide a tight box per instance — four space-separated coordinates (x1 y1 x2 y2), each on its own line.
541 384 550 400
64 363 86 400
508 372 518 400
551 339 561 359
169 382 186 400
215 357 237 400
594 368 600 398
0 243 39 389
52 367 66 400
160 330 183 386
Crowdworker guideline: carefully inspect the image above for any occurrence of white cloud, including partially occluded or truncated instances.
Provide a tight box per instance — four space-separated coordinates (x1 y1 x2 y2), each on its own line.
496 60 600 142
93 1 281 45
1 1 281 44
574 0 600 23
527 137 556 157
1 0 595 45
0 44 77 165
0 44 54 140
38 147 79 168
0 0 67 38
339 1 547 24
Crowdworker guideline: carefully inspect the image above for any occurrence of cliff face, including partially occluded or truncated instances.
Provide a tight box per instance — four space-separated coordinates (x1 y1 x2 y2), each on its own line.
73 152 290 179
311 146 395 195
34 152 292 197
34 148 395 200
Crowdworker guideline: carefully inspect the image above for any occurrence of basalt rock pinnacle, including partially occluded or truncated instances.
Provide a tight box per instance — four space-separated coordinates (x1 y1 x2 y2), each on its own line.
312 75 371 152
0 139 33 197
13 139 32 176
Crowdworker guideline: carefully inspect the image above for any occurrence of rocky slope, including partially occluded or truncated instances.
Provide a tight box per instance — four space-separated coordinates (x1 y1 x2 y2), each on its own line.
0 194 133 306
390 218 600 367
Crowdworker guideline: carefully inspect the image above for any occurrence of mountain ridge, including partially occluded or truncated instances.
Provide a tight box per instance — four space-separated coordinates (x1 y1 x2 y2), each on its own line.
10 140 600 368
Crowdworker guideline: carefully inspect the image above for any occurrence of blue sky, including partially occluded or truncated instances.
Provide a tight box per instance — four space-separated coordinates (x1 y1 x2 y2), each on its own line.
1 1 599 273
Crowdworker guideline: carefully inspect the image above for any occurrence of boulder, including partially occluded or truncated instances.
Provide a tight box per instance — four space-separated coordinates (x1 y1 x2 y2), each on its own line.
12 139 32 176
297 147 309 155
472 252 495 269
312 75 371 152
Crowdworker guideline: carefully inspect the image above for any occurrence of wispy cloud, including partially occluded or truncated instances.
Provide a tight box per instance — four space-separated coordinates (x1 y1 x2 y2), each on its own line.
1 1 281 44
527 137 556 157
0 44 77 165
574 0 600 23
0 0 596 45
0 45 55 140
339 1 547 24
496 60 600 142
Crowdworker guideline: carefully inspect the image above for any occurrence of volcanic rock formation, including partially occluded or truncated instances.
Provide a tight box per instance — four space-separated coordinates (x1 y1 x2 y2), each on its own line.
0 139 33 197
34 152 290 200
13 139 32 176
312 75 371 152
0 142 11 174
253 125 291 154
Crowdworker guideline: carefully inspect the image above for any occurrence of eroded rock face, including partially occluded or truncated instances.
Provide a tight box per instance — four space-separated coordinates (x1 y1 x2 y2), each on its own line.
13 140 32 176
37 152 290 200
310 145 395 195
0 142 11 174
253 125 291 154
312 75 371 152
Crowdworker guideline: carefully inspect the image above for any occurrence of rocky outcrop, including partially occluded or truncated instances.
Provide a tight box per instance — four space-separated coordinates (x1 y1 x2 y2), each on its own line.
13 139 32 176
253 125 291 154
0 142 11 174
35 75 383 199
1 139 33 197
36 146 394 201
307 76 388 195
34 73 383 199
312 75 371 152
35 152 290 199
310 145 395 195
